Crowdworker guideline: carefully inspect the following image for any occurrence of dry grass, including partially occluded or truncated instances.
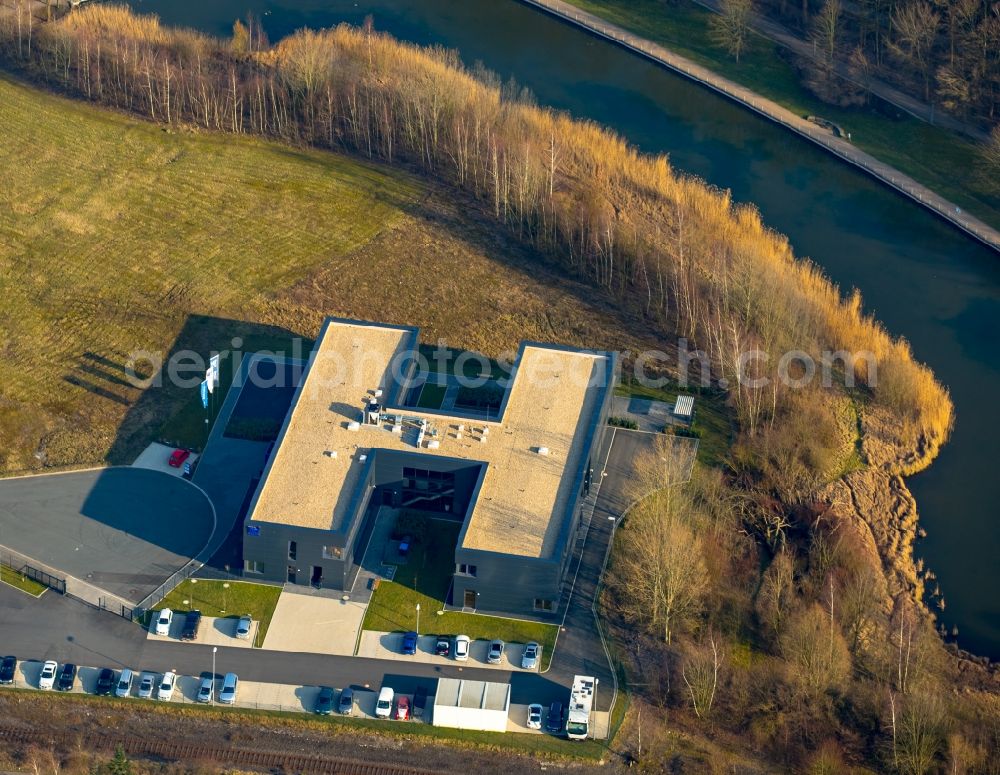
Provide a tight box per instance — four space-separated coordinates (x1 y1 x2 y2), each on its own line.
0 72 663 475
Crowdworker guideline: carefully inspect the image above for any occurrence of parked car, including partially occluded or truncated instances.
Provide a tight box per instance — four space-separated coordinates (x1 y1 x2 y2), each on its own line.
56 663 77 692
394 695 410 721
434 637 450 657
487 638 505 664
196 676 214 703
218 672 238 704
375 686 394 719
412 686 428 718
454 634 470 661
182 460 194 479
137 672 155 699
313 686 335 715
235 615 252 640
521 641 540 670
38 660 58 690
546 701 564 734
95 668 116 696
337 687 354 716
115 668 134 698
156 671 177 701
153 608 173 636
0 656 16 685
168 448 190 468
527 703 544 730
180 610 202 641
401 631 418 655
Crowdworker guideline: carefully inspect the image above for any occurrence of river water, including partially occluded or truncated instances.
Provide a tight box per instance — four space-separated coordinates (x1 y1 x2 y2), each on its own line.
127 0 1000 659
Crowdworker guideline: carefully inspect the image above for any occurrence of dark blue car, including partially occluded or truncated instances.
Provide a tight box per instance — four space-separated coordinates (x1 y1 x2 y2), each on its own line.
401 631 418 655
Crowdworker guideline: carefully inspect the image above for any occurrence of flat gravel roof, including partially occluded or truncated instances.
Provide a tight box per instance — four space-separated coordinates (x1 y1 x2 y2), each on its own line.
249 318 611 559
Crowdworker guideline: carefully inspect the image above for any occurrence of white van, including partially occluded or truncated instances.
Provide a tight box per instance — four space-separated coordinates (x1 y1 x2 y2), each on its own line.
375 686 394 718
115 668 134 698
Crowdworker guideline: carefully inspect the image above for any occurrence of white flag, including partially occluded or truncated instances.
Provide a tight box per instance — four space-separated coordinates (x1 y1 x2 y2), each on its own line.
206 367 214 393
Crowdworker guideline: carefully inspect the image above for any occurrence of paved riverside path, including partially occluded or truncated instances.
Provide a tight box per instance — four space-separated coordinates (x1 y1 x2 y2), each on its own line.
517 0 1000 255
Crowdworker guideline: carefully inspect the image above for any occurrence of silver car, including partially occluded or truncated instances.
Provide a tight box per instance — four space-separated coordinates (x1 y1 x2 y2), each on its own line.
487 638 505 664
218 672 238 704
521 641 540 670
196 676 214 703
137 672 155 699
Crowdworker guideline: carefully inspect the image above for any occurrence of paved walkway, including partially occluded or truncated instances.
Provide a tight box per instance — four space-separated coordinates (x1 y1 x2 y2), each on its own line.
519 0 1000 254
261 588 367 655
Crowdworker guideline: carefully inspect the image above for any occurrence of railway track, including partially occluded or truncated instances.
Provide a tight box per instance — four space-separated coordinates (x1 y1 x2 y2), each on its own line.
0 723 432 774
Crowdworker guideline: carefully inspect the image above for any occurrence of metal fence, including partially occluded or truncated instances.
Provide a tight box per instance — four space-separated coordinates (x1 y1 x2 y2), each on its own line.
1 546 67 594
132 558 203 620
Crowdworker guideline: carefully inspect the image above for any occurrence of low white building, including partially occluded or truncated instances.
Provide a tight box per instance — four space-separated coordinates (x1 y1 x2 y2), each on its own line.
432 678 510 732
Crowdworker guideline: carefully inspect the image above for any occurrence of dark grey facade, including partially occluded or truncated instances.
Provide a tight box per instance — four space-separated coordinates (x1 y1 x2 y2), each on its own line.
241 320 617 618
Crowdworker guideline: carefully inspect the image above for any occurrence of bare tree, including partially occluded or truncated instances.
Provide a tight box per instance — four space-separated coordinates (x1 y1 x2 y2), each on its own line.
710 0 755 63
890 2 941 100
779 604 850 699
681 634 722 718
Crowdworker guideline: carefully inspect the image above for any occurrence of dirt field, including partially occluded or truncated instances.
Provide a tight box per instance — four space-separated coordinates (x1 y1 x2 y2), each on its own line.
0 72 665 476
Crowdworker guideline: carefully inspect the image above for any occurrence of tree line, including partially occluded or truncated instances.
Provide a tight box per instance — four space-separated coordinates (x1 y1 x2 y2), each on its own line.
0 5 952 466
714 0 1000 126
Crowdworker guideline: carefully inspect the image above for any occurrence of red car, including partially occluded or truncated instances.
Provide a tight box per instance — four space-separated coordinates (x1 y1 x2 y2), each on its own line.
394 696 410 721
168 448 191 468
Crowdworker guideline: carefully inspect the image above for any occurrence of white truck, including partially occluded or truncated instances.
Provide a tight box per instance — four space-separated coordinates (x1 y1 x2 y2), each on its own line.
565 675 596 740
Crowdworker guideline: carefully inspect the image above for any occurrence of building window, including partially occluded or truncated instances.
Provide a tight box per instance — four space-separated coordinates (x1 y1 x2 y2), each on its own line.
244 560 265 574
322 546 342 559
288 541 297 560
533 598 554 612
457 563 477 577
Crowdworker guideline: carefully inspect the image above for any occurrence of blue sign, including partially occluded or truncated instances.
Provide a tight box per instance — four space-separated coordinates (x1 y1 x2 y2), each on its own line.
246 525 260 537
200 380 209 409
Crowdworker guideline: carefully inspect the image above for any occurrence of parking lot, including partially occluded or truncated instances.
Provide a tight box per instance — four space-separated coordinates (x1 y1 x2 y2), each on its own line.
1 660 585 734
357 632 541 671
0 467 215 604
146 613 258 649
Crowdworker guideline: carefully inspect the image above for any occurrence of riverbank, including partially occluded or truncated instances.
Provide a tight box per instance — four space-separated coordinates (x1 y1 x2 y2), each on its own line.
518 0 1000 254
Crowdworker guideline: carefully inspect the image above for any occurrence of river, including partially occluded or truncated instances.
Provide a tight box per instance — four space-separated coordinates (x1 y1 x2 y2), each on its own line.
127 0 1000 660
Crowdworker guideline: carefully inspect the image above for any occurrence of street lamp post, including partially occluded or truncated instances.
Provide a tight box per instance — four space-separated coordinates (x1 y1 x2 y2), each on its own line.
211 647 217 706
222 582 229 615
415 603 420 635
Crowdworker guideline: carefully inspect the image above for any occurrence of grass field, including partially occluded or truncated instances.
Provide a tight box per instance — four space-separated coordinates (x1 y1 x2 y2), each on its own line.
0 72 663 476
0 566 48 597
565 0 1000 230
148 579 281 647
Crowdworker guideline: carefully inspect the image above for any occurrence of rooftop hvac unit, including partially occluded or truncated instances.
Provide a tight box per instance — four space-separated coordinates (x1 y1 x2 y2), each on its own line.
366 401 381 425
536 446 550 456
347 420 361 432
324 450 338 459
427 439 440 450
374 388 383 398
391 423 402 435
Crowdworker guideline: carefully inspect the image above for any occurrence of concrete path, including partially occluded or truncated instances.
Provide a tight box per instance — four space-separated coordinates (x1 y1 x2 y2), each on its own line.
611 396 675 433
145 614 257 649
357 632 540 672
519 0 1000 254
131 442 199 477
261 589 367 655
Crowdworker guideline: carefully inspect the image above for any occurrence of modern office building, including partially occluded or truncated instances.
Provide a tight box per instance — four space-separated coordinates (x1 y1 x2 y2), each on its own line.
242 317 615 617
